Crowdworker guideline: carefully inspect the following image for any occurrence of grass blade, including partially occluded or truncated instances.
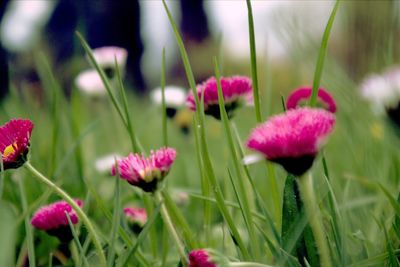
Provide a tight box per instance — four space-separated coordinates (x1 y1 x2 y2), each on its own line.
18 177 36 267
65 212 89 267
114 56 141 153
117 204 161 267
214 57 259 259
309 0 340 106
246 0 262 122
161 47 168 147
76 32 127 128
107 170 121 267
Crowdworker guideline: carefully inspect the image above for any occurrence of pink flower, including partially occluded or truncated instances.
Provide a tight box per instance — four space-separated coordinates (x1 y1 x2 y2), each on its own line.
246 107 335 175
91 46 128 78
189 249 217 267
0 119 34 170
186 76 252 119
111 147 177 192
124 207 147 233
286 87 337 113
31 200 83 242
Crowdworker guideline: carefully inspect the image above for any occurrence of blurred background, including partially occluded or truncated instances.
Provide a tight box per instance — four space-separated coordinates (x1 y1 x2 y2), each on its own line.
0 0 399 99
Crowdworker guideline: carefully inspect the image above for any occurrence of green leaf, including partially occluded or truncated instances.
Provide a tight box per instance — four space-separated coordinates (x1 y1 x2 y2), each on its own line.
0 201 16 267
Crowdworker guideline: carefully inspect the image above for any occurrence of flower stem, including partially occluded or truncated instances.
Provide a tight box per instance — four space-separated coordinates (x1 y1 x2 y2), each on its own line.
154 190 188 267
298 173 332 267
24 162 107 266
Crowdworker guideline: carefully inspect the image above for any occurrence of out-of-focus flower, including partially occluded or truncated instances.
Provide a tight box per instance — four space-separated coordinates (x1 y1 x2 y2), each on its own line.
91 46 128 79
246 107 335 176
75 69 107 97
242 153 264 166
173 191 189 206
151 86 187 118
94 153 122 173
174 109 193 135
0 119 34 170
124 207 147 234
111 147 177 192
360 68 400 127
31 200 83 243
286 87 337 113
189 249 229 267
186 76 252 119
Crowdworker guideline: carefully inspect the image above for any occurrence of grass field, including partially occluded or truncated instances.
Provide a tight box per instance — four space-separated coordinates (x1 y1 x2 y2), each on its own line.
1 1 400 266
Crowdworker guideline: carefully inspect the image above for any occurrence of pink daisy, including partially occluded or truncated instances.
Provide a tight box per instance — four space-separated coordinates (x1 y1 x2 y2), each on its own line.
124 207 147 233
31 200 83 242
189 249 217 267
111 147 177 192
186 76 252 119
246 107 335 175
0 119 34 170
286 87 337 113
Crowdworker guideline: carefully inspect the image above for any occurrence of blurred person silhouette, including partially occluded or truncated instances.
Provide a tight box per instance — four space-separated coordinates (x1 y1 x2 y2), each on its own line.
0 0 10 101
46 0 145 93
1 0 212 98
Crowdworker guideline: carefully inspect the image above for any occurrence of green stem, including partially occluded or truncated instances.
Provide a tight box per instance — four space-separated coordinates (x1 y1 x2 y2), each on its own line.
154 190 188 267
24 162 107 266
298 173 332 267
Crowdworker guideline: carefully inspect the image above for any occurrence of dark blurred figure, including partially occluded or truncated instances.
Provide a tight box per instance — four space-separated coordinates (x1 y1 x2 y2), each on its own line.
0 0 10 101
46 0 145 93
81 0 145 92
180 0 210 43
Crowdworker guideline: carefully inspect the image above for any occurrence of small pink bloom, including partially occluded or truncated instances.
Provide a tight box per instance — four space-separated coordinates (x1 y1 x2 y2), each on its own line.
91 46 128 69
0 119 34 170
31 200 83 242
189 249 217 267
246 107 335 175
186 76 252 119
124 207 147 233
286 87 337 113
111 147 177 192
90 46 128 79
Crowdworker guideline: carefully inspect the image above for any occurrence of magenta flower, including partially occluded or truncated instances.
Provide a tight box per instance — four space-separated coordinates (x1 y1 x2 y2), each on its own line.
31 200 83 242
0 119 34 170
189 249 217 267
186 76 252 119
124 207 147 233
286 87 337 113
246 107 336 175
111 147 177 192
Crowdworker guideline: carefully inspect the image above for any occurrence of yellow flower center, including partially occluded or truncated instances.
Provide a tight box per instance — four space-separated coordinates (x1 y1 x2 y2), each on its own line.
3 142 17 158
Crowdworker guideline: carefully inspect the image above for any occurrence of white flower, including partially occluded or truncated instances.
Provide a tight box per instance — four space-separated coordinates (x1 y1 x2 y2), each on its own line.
242 154 264 165
91 46 128 70
75 69 107 97
360 68 400 114
95 154 123 173
150 86 187 107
